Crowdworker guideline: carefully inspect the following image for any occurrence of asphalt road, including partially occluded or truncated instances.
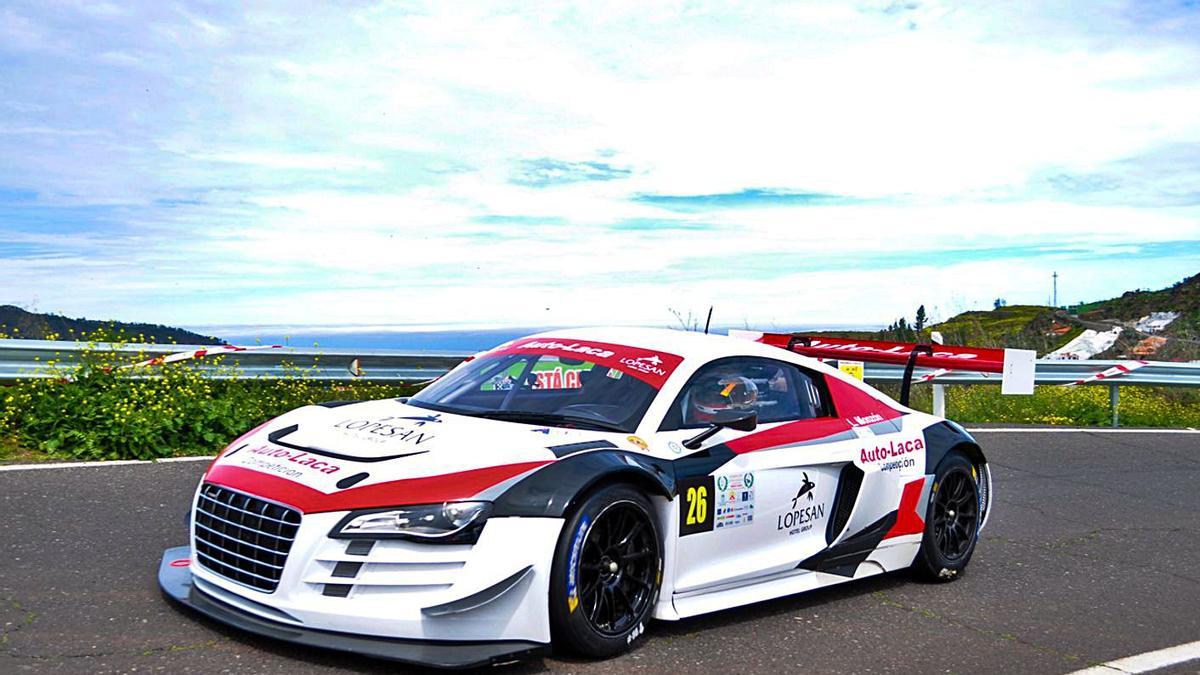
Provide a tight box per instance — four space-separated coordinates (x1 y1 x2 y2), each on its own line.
2 430 1199 674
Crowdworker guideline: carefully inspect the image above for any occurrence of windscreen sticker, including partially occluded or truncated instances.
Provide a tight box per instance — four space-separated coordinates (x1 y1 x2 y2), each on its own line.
482 360 592 391
715 472 755 530
488 338 683 388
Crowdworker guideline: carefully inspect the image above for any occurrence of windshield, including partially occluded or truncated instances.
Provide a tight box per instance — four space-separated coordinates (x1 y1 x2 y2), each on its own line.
409 339 682 433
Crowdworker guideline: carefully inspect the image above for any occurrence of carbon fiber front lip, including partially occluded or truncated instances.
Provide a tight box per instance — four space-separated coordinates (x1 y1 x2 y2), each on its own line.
157 546 548 670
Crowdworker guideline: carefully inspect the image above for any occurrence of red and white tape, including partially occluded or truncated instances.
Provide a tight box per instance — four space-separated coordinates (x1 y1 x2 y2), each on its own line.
1062 360 1149 387
917 368 952 383
125 344 282 369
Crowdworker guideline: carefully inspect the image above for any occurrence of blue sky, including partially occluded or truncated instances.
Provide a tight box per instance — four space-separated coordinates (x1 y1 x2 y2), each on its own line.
1 1 1198 334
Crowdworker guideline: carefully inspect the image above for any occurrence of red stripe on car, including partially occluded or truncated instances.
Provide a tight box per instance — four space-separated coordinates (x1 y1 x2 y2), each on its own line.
203 461 551 513
726 417 854 454
883 477 927 539
725 377 903 454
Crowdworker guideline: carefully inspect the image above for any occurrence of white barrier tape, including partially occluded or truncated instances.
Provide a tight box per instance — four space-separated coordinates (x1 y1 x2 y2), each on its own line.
125 344 282 369
917 368 952 383
1063 360 1149 387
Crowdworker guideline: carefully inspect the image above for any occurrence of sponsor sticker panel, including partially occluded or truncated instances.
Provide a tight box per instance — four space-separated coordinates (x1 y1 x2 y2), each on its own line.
714 472 755 530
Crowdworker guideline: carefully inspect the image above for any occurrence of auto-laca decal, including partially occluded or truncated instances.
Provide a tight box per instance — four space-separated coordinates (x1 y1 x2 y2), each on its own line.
486 337 684 389
566 514 591 613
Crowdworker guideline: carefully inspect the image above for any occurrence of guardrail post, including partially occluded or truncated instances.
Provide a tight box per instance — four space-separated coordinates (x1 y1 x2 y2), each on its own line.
1109 384 1120 428
932 383 945 418
931 331 946 417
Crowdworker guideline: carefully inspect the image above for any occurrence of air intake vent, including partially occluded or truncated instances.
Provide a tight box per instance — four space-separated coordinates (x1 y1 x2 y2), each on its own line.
193 484 301 592
826 464 864 545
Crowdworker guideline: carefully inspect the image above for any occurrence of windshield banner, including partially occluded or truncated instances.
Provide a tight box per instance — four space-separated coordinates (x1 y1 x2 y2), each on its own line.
487 338 684 388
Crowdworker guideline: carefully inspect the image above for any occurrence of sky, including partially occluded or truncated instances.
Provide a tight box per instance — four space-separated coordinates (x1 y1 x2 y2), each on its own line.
1 0 1198 335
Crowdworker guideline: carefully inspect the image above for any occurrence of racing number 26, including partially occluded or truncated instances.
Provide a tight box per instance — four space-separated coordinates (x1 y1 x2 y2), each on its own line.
685 486 708 525
678 476 715 536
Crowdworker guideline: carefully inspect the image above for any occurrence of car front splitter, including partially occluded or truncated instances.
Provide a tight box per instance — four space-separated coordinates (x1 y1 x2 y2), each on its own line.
157 546 549 670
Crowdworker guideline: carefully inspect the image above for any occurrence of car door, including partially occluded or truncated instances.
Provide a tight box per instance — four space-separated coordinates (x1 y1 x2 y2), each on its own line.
659 356 873 595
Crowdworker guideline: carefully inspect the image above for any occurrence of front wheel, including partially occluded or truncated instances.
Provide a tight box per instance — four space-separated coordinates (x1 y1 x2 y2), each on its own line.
912 452 981 582
549 484 662 658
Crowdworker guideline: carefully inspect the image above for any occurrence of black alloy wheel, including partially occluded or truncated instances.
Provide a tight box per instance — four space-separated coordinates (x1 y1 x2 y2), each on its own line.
930 466 979 562
577 501 658 636
550 484 662 657
913 451 982 582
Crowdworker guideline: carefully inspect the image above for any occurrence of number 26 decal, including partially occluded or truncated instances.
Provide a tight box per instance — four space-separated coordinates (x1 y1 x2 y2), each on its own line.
678 476 715 536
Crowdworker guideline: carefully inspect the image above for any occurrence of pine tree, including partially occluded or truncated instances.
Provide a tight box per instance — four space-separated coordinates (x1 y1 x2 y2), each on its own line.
915 305 927 331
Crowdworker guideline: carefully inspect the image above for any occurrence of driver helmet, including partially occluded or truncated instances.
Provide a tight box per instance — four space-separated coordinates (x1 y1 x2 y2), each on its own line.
690 374 758 422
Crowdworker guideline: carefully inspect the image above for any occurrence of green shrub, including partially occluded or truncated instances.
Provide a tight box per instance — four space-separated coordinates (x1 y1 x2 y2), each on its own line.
0 332 417 461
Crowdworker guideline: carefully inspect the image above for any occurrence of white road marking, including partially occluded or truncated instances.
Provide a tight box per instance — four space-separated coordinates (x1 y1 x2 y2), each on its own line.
1067 639 1200 674
0 456 213 472
969 428 1200 434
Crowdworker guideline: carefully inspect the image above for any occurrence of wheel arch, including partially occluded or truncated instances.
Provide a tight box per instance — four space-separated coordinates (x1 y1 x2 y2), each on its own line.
491 451 675 518
922 421 993 531
923 421 988 474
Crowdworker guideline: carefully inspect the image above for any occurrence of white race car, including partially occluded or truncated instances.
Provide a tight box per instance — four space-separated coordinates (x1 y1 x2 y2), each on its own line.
160 327 1010 668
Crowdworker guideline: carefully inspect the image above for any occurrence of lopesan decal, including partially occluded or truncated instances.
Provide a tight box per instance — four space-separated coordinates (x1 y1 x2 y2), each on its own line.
714 472 755 530
778 473 827 536
566 515 591 613
332 416 437 446
791 472 816 507
618 355 668 378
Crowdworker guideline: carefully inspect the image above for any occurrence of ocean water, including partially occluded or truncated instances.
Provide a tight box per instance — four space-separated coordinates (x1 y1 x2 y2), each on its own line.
217 328 545 353
214 325 878 352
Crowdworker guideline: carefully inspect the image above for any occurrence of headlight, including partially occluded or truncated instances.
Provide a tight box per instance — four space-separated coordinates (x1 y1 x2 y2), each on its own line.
330 501 493 544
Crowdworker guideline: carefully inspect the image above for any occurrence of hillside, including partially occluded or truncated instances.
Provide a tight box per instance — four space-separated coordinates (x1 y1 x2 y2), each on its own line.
1073 273 1199 360
0 305 223 345
1074 272 1200 324
923 305 1080 353
819 273 1200 360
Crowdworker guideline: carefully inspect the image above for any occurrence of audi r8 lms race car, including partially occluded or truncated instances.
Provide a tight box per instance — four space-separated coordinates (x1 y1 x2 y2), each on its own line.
159 327 1025 669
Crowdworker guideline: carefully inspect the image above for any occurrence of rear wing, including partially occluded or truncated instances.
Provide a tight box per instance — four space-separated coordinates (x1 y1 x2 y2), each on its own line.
728 330 1036 404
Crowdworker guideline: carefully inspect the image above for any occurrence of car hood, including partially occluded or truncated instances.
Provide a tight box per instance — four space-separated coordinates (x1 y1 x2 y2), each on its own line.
203 399 645 512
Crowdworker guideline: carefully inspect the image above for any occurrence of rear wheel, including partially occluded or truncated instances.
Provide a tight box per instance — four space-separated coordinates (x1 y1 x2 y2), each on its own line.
913 452 981 581
549 484 661 658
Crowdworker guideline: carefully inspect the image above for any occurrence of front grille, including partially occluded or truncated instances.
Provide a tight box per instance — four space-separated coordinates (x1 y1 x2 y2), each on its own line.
193 484 301 592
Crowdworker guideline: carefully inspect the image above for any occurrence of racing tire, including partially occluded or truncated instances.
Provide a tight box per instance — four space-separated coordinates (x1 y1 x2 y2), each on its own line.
912 451 981 582
549 483 662 658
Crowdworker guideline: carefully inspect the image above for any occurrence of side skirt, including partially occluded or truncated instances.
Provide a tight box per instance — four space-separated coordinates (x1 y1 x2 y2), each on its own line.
670 561 887 619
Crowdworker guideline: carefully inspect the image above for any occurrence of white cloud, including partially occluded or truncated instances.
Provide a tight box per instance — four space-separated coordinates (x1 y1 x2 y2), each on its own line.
0 0 1198 330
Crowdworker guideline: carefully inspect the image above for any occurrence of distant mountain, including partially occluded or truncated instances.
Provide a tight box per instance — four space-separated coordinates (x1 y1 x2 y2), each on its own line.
0 306 223 345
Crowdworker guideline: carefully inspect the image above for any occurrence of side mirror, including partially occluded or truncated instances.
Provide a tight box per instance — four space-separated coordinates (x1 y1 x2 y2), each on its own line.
683 411 758 450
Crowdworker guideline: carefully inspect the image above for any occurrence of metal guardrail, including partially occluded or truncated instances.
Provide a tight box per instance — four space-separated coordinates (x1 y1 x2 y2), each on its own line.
2 338 1198 386
0 339 469 383
860 360 1200 388
2 339 1196 427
